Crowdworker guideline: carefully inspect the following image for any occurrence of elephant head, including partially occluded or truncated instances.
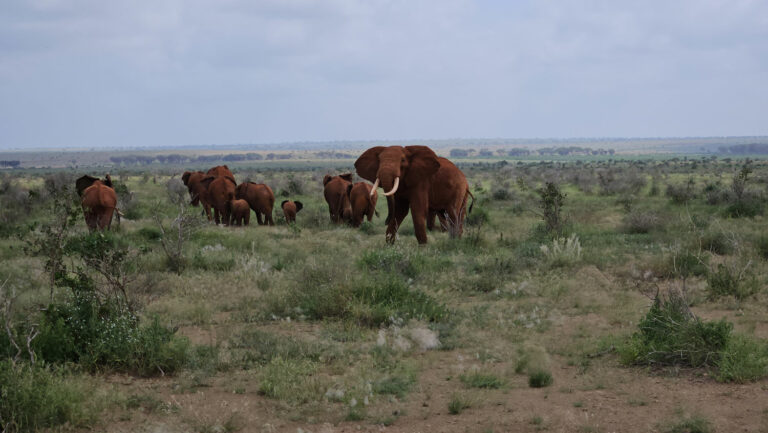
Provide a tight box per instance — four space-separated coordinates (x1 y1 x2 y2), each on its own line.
354 146 440 197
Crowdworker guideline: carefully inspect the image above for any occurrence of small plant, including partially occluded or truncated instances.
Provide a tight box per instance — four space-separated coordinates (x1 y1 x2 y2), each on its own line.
359 221 375 235
527 370 553 388
460 371 504 389
154 192 206 275
257 357 322 404
540 234 582 267
662 415 712 433
447 393 472 415
666 179 696 204
699 231 733 255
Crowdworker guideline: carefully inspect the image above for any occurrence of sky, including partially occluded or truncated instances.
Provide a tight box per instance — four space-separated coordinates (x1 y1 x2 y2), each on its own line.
1 0 767 149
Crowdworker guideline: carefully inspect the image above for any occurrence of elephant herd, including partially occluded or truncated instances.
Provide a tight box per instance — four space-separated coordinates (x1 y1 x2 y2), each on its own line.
75 145 474 244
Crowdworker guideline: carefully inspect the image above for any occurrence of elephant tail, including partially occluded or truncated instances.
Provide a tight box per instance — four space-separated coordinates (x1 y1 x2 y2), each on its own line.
466 189 475 214
115 208 122 226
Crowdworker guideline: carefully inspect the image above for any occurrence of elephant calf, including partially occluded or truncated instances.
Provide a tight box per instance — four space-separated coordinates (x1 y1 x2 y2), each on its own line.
229 199 251 226
349 182 378 227
323 173 354 224
281 200 303 224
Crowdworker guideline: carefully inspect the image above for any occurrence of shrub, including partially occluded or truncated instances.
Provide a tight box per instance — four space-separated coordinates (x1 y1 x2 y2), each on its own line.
491 186 514 201
33 292 188 375
622 211 661 234
699 231 733 255
757 235 768 260
716 335 768 383
663 415 712 433
460 371 505 389
653 249 708 279
527 370 553 388
351 275 448 326
706 263 759 301
537 182 566 234
465 205 489 227
666 180 696 204
619 291 731 368
0 361 97 432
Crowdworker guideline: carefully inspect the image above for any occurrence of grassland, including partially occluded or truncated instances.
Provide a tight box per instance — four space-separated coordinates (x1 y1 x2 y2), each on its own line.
2 155 768 432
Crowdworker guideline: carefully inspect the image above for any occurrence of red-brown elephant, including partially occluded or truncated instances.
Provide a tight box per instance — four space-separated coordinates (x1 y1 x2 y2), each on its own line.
323 174 353 224
235 182 275 225
354 146 472 244
206 165 235 182
426 158 474 237
182 171 213 220
229 198 251 226
201 176 237 225
349 182 378 227
281 200 303 224
76 174 118 231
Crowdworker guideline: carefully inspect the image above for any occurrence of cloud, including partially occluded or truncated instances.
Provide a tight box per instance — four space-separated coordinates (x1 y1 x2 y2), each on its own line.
1 0 767 148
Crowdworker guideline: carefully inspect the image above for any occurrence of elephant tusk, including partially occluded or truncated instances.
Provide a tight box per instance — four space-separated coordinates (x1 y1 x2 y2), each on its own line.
370 178 379 196
384 177 400 197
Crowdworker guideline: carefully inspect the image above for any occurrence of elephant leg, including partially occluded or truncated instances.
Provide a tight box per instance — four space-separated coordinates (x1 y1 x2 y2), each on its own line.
386 199 409 244
412 209 428 244
244 212 250 226
84 211 97 231
203 203 213 221
213 208 221 225
103 208 115 230
385 196 394 225
427 210 436 231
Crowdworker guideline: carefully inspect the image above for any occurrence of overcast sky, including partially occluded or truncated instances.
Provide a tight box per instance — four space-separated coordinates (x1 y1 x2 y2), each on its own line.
1 0 767 148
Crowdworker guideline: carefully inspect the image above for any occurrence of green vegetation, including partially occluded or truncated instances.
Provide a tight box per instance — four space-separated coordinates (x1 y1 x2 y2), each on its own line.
2 155 768 430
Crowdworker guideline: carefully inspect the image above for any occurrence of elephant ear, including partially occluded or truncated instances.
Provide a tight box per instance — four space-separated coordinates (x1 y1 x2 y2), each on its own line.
339 173 353 183
200 175 216 190
323 175 333 186
294 201 303 212
281 200 289 209
182 171 192 185
103 174 113 189
404 146 440 186
354 146 385 182
76 175 99 197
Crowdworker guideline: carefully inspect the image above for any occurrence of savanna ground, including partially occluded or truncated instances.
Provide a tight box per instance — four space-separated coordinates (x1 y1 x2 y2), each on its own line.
2 155 768 433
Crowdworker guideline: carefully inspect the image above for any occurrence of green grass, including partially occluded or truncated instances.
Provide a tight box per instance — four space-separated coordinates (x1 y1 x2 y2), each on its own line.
459 371 505 389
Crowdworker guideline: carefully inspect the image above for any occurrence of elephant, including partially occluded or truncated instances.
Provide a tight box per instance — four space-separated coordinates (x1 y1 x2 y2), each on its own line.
281 200 303 224
182 171 213 220
235 182 275 225
206 165 235 182
423 158 474 237
200 175 237 225
76 174 118 231
323 173 354 224
354 146 473 244
349 182 378 227
228 198 251 226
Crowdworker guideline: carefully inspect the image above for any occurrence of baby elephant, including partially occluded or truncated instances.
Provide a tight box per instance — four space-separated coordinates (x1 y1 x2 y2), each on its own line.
229 199 251 226
281 200 303 223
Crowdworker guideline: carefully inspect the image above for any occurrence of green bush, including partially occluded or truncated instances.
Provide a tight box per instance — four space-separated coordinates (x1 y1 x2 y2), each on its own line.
230 329 328 369
757 235 768 260
0 361 97 432
33 293 188 376
351 274 448 326
700 231 733 255
724 200 763 218
716 335 768 383
706 263 759 301
258 357 322 404
619 292 731 368
465 205 490 227
460 371 505 389
527 370 553 388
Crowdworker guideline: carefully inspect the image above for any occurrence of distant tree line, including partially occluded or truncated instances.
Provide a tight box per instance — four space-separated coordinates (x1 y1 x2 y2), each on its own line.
718 143 768 155
0 160 21 168
450 146 614 158
108 152 294 166
314 151 354 159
